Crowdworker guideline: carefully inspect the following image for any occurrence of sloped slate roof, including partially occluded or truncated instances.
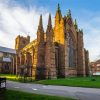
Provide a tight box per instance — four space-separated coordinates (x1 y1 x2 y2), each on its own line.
0 46 16 54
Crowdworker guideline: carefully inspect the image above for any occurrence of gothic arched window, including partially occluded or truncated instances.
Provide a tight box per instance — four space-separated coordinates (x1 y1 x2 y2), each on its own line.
67 33 76 67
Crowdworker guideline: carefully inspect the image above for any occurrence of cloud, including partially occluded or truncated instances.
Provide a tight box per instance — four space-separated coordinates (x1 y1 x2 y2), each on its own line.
0 0 100 62
0 0 50 48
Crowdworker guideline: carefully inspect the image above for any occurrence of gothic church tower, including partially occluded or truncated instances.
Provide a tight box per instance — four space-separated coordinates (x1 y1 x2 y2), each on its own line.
36 15 45 79
45 14 57 79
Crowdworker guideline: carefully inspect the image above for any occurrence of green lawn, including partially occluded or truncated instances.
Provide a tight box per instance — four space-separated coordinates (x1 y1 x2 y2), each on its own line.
36 77 100 88
0 90 75 100
0 74 100 88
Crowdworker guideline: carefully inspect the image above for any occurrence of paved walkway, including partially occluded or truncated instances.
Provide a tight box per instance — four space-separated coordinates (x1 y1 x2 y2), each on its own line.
7 81 100 100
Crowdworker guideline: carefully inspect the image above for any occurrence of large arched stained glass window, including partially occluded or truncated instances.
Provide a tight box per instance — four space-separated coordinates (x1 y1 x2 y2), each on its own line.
67 33 76 67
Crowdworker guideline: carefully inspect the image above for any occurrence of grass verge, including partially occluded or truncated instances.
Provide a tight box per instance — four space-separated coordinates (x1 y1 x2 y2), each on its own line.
0 74 100 88
0 89 75 100
36 76 100 88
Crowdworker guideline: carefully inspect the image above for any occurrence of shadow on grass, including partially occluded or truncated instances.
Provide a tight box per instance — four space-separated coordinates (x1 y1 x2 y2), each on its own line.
0 89 75 100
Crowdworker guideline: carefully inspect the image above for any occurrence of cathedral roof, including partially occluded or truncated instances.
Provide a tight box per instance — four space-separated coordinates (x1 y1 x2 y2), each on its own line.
0 46 16 54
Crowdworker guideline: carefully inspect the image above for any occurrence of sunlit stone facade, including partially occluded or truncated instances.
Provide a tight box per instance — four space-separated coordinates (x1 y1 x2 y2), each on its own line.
15 4 89 80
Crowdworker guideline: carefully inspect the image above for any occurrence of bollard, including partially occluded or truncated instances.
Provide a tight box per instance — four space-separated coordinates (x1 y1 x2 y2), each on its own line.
0 78 6 93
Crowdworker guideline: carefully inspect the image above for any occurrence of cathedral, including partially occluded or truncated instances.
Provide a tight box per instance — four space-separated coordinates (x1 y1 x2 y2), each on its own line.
15 4 89 80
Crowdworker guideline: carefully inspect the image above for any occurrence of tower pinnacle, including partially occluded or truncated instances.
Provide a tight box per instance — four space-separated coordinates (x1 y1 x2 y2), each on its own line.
37 14 44 43
57 3 60 11
74 19 78 29
55 3 62 24
46 14 54 43
47 13 52 31
38 14 43 30
67 9 71 17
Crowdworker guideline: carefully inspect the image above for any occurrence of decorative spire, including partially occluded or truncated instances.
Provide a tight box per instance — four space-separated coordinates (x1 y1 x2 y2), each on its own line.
74 19 78 29
68 9 71 16
57 3 60 11
80 29 83 33
39 14 42 25
79 29 83 35
81 29 83 32
55 3 62 23
67 9 71 17
46 14 53 43
37 14 44 43
38 14 43 30
74 19 77 25
47 13 52 30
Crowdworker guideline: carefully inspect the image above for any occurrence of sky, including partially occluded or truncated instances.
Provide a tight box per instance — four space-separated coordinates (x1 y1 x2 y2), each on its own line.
0 0 100 61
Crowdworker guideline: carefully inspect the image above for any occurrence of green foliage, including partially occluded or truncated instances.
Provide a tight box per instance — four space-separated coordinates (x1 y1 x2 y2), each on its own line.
0 74 33 83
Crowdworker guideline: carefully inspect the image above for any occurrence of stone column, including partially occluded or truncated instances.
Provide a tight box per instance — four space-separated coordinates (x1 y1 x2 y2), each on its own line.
64 39 69 77
16 55 20 75
19 53 22 66
83 49 86 76
12 56 15 74
31 47 36 80
25 53 27 64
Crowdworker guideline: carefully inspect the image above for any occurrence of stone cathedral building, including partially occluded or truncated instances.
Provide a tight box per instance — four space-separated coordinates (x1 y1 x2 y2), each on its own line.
15 4 89 80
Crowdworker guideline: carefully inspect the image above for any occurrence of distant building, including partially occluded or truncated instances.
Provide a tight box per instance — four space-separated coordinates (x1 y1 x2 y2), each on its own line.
0 46 16 74
15 4 89 80
91 60 100 75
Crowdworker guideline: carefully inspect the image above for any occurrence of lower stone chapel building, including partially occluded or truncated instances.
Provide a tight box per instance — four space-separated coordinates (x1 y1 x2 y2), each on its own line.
15 4 89 80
